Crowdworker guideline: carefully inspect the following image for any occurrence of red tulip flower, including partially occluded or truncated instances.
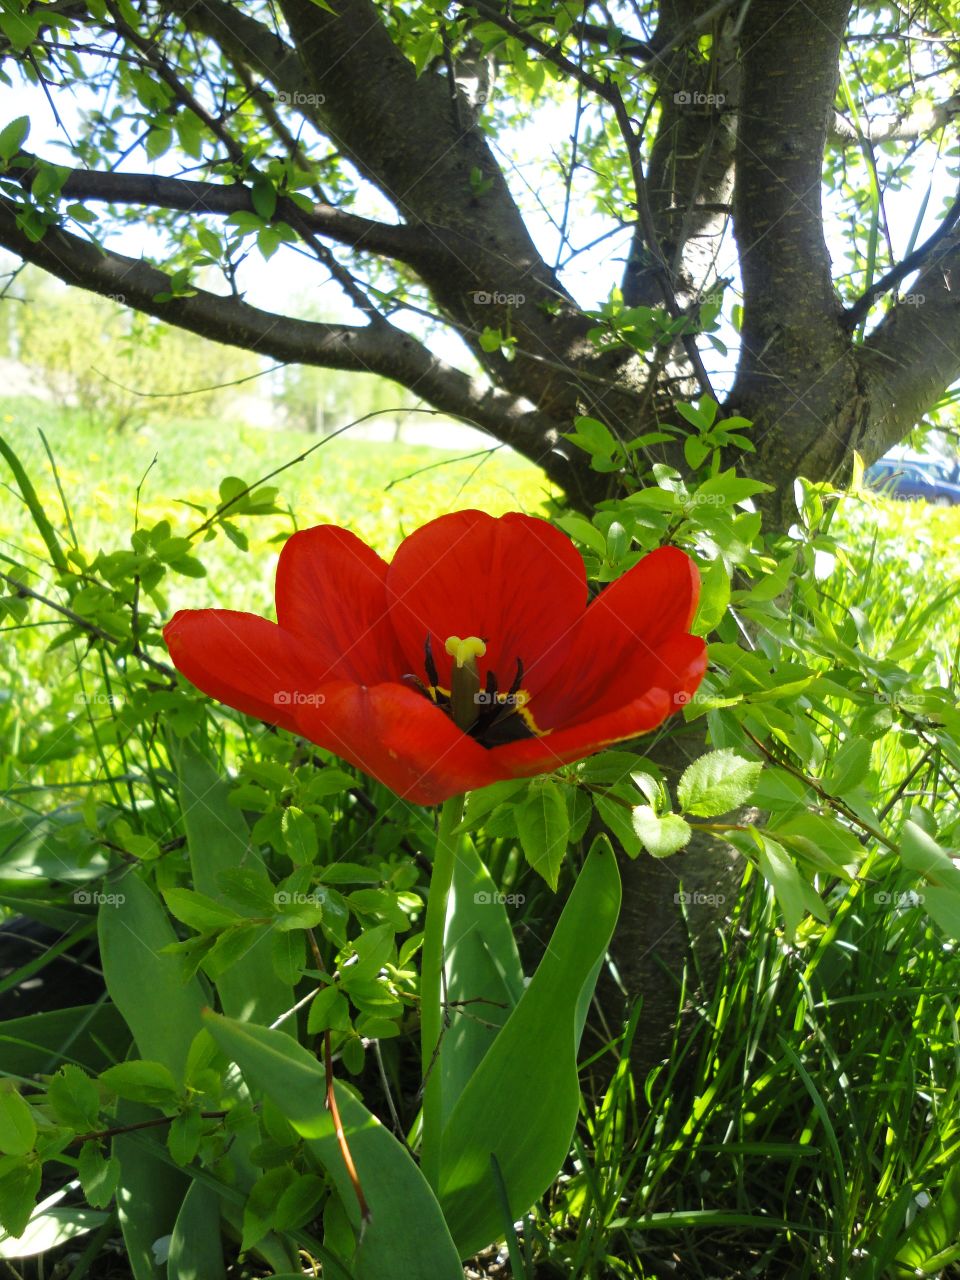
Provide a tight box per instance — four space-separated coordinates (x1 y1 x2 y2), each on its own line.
163 511 707 804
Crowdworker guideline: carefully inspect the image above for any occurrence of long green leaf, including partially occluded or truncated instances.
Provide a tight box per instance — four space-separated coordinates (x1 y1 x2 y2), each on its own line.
167 1180 226 1280
440 835 524 1129
438 837 621 1258
203 1011 463 1280
98 874 205 1081
170 737 293 1026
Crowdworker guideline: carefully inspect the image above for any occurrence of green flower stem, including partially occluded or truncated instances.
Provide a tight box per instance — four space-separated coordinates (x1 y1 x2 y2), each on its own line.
420 790 465 1191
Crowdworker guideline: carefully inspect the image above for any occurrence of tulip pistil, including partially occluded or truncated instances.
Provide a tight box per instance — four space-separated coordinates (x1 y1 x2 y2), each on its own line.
444 635 486 730
405 634 547 746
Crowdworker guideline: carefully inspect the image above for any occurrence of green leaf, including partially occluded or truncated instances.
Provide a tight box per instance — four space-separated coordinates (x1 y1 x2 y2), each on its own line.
0 116 29 162
895 1165 960 1273
162 887 243 933
678 749 762 817
275 1172 325 1231
99 1061 180 1107
167 1181 226 1280
167 1107 202 1166
922 885 960 941
515 777 569 889
692 556 731 635
112 1101 190 1280
98 874 205 1082
0 1156 41 1238
171 738 293 1025
437 836 621 1258
632 806 692 858
307 985 352 1035
203 1013 464 1279
281 806 318 864
243 1166 296 1250
0 1083 36 1156
824 737 872 795
756 834 829 940
251 178 278 221
78 1142 121 1208
438 837 525 1134
456 779 527 832
900 820 960 892
46 1066 100 1131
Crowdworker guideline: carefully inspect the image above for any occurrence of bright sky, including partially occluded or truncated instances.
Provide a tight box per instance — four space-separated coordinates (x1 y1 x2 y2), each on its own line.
0 53 955 403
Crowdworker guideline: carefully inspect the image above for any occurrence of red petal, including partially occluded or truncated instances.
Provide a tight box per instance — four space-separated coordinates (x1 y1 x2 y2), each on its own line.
275 525 402 681
163 610 325 733
386 511 587 694
293 681 508 804
493 633 707 777
532 545 702 726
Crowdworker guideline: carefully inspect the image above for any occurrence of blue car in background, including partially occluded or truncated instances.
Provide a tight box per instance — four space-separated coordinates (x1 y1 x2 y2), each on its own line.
865 454 960 506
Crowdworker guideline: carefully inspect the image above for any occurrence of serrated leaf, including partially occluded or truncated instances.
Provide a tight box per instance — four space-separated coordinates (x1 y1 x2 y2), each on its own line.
78 1142 121 1208
46 1066 100 1132
678 749 762 817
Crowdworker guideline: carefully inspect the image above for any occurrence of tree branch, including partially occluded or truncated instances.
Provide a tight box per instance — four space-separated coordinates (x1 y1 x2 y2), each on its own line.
844 188 960 329
16 157 429 264
856 227 960 462
0 199 582 488
829 95 960 146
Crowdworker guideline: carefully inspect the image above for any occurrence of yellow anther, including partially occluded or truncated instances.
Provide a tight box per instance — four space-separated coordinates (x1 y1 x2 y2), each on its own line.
444 635 487 669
